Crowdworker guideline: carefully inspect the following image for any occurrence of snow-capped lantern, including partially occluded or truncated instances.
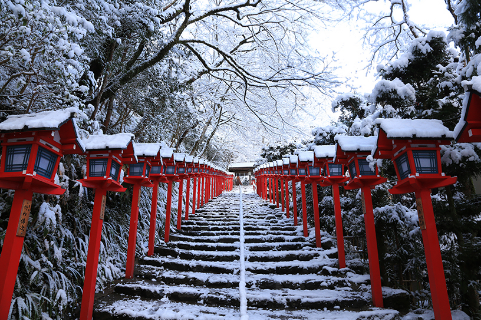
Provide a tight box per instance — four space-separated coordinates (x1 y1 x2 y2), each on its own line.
80 133 134 192
185 155 194 174
282 157 290 176
288 155 298 176
372 119 456 194
122 143 162 280
373 118 456 319
454 88 481 143
0 108 84 194
174 153 187 176
0 108 85 320
161 147 176 176
334 135 386 308
297 151 313 179
335 136 386 190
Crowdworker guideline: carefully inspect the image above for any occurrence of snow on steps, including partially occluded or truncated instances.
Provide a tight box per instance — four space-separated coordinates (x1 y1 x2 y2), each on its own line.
93 188 406 319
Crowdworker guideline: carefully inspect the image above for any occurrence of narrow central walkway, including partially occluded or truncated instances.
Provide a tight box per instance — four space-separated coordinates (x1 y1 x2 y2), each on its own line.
94 187 400 319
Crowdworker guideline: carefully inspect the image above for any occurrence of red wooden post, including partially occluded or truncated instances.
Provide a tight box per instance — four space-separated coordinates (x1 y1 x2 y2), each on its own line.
177 179 184 230
0 189 33 319
201 175 205 206
416 189 451 319
332 185 346 269
281 179 285 211
185 178 191 220
301 181 308 237
292 181 298 225
148 182 158 256
197 175 201 208
312 182 321 247
362 187 383 307
79 189 108 319
285 179 290 218
192 177 197 215
125 184 141 278
164 180 173 242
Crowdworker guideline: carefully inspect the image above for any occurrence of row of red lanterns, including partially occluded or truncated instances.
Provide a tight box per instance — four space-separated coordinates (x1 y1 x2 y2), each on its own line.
254 117 458 319
0 108 234 320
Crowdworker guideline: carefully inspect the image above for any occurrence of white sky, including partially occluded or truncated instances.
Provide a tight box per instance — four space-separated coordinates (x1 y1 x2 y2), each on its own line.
234 0 456 163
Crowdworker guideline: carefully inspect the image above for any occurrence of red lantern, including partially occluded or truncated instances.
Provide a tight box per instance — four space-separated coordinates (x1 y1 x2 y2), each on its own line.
78 132 134 320
288 155 299 225
184 155 194 221
122 143 159 279
174 153 186 230
335 135 386 308
159 147 176 243
296 151 314 237
0 108 84 319
455 88 481 142
373 118 456 320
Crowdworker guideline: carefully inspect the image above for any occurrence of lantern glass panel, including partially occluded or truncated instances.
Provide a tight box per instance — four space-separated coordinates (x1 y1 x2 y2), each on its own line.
5 145 31 172
290 169 297 175
328 164 343 176
298 168 306 176
166 166 176 174
145 164 150 177
413 150 438 174
187 168 192 173
309 166 320 176
283 169 289 175
194 168 199 173
151 166 162 174
110 160 120 181
177 167 186 174
34 146 58 178
348 161 357 178
129 163 144 176
358 159 375 176
90 159 108 177
395 152 411 180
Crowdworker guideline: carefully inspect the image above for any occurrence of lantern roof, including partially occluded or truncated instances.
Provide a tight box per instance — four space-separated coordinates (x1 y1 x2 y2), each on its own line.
174 153 186 162
0 107 85 131
160 147 175 158
313 145 336 158
289 155 298 164
199 159 205 165
454 88 481 142
133 142 163 157
83 133 134 151
282 157 289 165
298 151 314 162
335 135 377 152
0 107 87 154
275 160 283 166
185 155 194 163
375 118 453 139
193 157 199 163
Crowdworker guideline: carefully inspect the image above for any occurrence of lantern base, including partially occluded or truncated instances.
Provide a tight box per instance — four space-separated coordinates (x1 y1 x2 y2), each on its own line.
0 175 65 195
389 175 457 194
319 176 349 187
78 178 126 192
123 177 154 187
344 176 388 190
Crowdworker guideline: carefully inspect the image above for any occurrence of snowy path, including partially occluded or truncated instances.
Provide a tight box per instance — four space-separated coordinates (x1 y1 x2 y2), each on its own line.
93 186 408 320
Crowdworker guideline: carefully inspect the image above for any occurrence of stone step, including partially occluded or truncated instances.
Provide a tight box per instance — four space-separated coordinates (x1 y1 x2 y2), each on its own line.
140 256 238 274
100 281 371 311
160 241 238 252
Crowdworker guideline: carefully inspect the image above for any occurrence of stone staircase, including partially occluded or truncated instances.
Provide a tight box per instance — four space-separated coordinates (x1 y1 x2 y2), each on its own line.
93 187 406 319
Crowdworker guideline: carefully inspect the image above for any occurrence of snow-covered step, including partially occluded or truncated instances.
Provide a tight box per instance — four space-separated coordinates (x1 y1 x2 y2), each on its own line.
94 187 405 319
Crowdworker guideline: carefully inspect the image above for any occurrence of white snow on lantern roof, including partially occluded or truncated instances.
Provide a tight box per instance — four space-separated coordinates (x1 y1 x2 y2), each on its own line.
276 160 283 166
454 91 472 140
375 118 454 139
199 159 205 165
298 151 314 162
133 143 162 157
0 107 86 131
184 155 194 163
83 133 134 150
160 147 174 158
282 157 289 165
313 145 336 158
289 155 298 164
193 157 199 163
335 135 378 152
173 153 185 162
229 162 256 168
